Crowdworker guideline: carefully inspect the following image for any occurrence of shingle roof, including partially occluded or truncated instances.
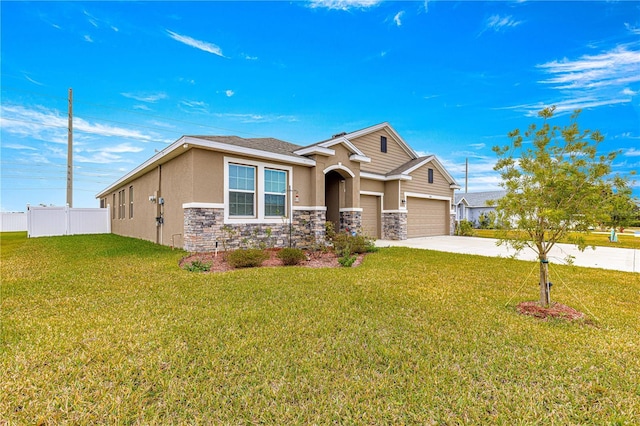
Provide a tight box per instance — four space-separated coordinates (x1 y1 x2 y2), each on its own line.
455 190 507 207
189 136 305 156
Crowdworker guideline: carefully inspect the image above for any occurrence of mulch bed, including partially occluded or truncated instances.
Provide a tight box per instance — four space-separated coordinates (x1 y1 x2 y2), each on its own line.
180 248 366 273
516 301 586 321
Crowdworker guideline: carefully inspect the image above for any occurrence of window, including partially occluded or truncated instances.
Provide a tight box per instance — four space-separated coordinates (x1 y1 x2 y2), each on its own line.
229 164 256 216
225 158 291 223
129 186 134 219
112 194 116 219
118 189 125 219
380 136 387 153
264 169 286 216
428 168 434 184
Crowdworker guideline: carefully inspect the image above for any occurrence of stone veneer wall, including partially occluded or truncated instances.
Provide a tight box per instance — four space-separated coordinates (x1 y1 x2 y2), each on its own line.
339 210 362 234
183 207 326 252
449 213 456 236
382 211 407 240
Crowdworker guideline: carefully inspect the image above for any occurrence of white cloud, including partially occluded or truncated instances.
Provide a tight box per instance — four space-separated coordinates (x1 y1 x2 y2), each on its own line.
121 92 168 103
393 11 404 27
24 75 44 86
307 0 382 11
214 113 298 123
3 143 38 151
243 54 258 60
0 104 157 143
85 143 144 154
624 148 640 157
83 35 93 43
179 100 210 114
225 90 235 97
625 23 640 35
483 15 522 33
166 30 225 57
538 45 640 91
507 44 640 115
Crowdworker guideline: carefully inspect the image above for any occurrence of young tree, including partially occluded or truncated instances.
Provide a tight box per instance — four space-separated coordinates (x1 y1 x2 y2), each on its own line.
493 106 634 306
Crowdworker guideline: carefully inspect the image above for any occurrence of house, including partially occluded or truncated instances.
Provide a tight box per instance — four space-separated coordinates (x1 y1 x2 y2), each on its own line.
96 122 460 252
454 190 506 227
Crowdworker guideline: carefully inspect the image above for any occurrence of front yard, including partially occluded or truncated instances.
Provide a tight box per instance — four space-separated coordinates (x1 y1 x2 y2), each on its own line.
1 233 639 424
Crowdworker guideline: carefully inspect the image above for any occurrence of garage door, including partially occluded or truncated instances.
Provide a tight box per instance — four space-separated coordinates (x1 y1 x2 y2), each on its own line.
360 194 381 238
407 197 448 238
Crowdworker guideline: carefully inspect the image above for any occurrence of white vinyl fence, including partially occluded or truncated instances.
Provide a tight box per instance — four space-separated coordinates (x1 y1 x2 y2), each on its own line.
0 212 28 232
27 205 110 238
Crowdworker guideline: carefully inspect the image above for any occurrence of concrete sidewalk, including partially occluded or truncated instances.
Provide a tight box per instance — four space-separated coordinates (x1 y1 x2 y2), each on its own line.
375 236 639 273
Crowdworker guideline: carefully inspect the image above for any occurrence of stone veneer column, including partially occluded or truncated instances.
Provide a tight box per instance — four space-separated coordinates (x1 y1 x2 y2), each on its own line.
382 211 407 240
291 208 327 248
339 209 362 234
183 207 224 252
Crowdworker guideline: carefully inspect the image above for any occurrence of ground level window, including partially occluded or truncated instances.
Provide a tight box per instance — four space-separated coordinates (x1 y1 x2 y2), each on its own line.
264 168 286 216
229 164 256 216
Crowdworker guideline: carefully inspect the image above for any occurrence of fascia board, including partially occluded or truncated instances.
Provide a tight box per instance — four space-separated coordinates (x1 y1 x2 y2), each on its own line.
349 154 371 163
317 136 367 158
294 145 335 156
360 171 412 181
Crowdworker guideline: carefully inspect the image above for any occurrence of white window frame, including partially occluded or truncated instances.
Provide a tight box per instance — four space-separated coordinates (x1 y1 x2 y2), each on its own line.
224 157 292 224
228 163 257 218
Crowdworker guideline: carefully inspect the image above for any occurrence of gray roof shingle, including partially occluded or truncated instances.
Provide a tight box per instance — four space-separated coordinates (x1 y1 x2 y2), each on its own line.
455 190 507 207
189 136 305 156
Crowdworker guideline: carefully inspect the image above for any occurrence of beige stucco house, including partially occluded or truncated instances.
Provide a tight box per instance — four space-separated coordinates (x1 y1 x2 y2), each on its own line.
96 122 460 252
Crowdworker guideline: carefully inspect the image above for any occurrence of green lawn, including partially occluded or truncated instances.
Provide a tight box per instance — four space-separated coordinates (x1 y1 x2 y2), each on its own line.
2 233 639 424
473 228 640 250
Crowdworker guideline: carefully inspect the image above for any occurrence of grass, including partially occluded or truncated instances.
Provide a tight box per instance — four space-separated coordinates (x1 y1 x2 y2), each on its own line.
473 228 640 250
2 233 639 424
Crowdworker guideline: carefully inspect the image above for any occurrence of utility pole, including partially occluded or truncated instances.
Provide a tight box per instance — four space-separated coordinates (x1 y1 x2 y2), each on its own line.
465 157 468 193
67 88 73 207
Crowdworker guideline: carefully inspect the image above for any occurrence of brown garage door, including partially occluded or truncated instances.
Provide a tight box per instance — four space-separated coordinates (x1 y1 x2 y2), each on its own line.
360 194 381 238
407 197 448 238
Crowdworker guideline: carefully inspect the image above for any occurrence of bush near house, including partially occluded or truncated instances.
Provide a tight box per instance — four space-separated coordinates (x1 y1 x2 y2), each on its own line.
2 233 639 424
226 248 270 268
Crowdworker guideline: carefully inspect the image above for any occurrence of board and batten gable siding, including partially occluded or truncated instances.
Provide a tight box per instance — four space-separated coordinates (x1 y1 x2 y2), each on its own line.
402 163 453 199
351 129 414 175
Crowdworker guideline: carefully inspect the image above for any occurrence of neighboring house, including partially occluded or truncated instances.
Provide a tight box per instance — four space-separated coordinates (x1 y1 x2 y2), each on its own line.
454 190 506 227
96 122 460 252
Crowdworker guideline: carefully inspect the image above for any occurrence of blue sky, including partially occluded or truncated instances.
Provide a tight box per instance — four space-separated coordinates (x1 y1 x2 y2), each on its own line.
1 0 639 212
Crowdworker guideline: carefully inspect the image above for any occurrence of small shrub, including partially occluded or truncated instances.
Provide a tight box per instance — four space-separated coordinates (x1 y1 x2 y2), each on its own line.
456 220 474 236
183 259 211 272
338 254 357 267
227 249 269 268
276 247 307 266
330 231 376 255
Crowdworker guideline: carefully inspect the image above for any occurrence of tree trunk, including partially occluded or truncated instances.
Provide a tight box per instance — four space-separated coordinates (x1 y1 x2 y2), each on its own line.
539 255 550 306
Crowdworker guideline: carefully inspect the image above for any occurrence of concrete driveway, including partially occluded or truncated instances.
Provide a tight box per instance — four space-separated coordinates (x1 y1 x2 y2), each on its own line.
375 236 639 273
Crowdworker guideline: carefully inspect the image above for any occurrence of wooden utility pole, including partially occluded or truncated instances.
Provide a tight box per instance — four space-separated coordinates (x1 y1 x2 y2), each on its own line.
67 88 73 207
465 158 468 193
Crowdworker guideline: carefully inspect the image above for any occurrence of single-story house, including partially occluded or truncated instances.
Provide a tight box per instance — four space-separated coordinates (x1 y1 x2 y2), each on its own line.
97 122 460 252
454 190 506 227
